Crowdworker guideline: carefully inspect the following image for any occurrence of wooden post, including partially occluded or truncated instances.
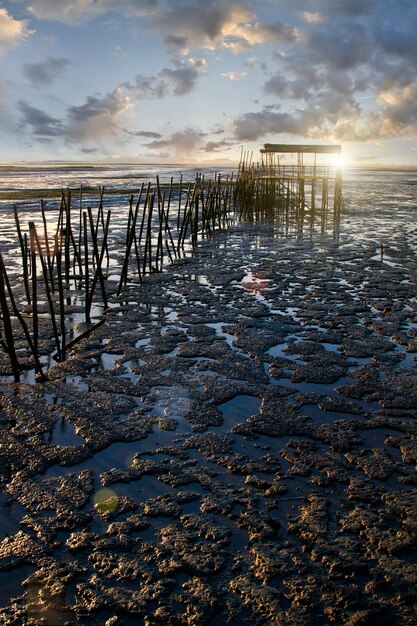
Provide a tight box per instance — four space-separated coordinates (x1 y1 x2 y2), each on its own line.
40 199 55 291
143 192 155 274
30 222 62 360
87 207 109 309
117 184 145 294
55 233 66 360
64 189 71 286
13 205 31 305
0 259 20 381
0 252 46 381
29 223 39 356
83 212 90 324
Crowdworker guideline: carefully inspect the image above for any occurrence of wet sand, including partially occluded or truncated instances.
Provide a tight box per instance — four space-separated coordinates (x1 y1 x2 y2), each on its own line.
0 205 416 625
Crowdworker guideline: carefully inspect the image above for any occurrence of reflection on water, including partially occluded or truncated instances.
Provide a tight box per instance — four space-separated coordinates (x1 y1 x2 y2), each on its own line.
0 164 226 198
42 416 85 446
219 395 262 430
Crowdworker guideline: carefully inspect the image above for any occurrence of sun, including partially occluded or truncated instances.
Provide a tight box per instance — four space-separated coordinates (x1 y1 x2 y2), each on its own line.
332 153 347 170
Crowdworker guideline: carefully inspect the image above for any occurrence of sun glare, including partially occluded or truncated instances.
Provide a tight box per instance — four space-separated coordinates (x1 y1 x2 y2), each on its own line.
332 153 346 170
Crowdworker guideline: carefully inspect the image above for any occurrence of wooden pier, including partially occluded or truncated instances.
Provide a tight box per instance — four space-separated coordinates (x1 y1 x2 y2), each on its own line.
236 143 343 225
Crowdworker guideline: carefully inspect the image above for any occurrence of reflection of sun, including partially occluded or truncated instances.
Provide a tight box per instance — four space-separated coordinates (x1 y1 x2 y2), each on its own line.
242 270 270 295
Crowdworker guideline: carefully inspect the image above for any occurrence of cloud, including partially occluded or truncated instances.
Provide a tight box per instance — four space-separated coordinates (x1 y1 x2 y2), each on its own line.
19 0 281 35
188 57 207 69
10 0 417 152
67 86 131 142
157 3 298 54
241 1 417 144
226 20 298 52
303 23 372 71
280 0 378 18
244 56 268 71
156 2 251 53
202 139 236 152
20 0 156 24
17 85 132 146
112 44 125 58
233 107 308 141
22 56 71 86
145 127 205 155
244 76 417 144
164 35 189 55
0 75 11 103
302 11 325 23
0 7 31 56
264 73 311 100
13 1 298 56
18 100 66 136
330 0 378 17
125 65 200 99
123 129 162 139
375 26 417 63
377 83 417 133
222 71 247 80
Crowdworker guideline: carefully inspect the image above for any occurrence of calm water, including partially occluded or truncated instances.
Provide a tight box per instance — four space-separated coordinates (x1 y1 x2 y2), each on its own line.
342 167 417 214
0 164 416 275
0 163 416 209
0 163 234 198
0 163 235 247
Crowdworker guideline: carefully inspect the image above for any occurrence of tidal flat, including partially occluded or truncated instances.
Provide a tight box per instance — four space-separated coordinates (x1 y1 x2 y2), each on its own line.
0 196 416 625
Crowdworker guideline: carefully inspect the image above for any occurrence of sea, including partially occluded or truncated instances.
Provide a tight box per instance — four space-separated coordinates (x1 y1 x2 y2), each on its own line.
0 162 416 271
0 162 416 211
0 163 231 200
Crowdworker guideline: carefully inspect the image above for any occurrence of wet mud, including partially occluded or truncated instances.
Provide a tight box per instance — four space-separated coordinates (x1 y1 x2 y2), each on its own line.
0 204 416 625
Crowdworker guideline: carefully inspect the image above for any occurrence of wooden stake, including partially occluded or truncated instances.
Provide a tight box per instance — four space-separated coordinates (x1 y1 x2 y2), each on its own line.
83 212 90 323
0 252 46 381
29 223 39 356
117 184 145 294
55 233 66 360
0 259 20 381
87 207 109 309
13 205 31 304
30 222 62 360
40 199 55 291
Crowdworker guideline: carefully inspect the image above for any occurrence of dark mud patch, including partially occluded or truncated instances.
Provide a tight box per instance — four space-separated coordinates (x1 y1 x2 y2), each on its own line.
1 213 417 625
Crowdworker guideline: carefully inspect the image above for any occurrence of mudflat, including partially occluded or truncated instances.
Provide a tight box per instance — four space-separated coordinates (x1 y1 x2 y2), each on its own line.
0 205 416 625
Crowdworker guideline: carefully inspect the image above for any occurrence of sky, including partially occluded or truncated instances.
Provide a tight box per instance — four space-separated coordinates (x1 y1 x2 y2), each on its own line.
0 0 417 166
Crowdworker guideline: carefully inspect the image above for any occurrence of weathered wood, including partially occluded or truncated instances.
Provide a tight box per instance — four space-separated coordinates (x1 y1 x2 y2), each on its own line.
262 143 341 154
13 205 31 304
30 222 62 360
0 256 21 381
0 252 46 381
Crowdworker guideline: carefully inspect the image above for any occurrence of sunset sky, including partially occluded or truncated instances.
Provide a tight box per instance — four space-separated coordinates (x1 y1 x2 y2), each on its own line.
1 0 416 165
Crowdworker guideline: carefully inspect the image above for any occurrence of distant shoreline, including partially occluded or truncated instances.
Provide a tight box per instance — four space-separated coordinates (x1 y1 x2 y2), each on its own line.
1 162 417 173
0 162 238 170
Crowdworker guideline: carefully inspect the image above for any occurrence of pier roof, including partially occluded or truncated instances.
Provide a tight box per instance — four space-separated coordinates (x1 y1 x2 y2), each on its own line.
262 144 341 154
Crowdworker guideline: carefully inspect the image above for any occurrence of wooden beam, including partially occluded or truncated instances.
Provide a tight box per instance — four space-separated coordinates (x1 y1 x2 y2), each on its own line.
262 144 341 154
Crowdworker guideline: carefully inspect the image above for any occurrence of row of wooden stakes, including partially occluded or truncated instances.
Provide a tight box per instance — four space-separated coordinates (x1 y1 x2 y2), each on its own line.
0 173 235 382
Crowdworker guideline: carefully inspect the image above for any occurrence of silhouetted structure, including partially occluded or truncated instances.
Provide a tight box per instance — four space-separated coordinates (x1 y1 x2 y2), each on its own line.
236 143 343 223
